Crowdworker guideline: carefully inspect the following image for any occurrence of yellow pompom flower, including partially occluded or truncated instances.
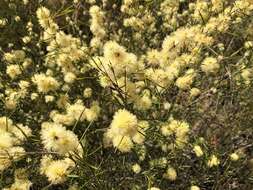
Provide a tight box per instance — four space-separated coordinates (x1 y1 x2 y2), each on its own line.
163 167 177 181
110 109 138 137
6 64 22 79
201 57 220 74
161 119 190 148
176 69 196 90
230 153 239 161
190 88 201 97
40 156 75 184
191 185 201 190
132 163 141 174
40 122 82 156
32 73 60 93
112 135 133 152
207 155 220 167
193 145 204 157
0 132 14 149
103 41 127 65
148 187 160 190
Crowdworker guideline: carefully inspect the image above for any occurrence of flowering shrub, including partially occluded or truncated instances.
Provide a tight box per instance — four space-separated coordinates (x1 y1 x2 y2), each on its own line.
1 0 253 189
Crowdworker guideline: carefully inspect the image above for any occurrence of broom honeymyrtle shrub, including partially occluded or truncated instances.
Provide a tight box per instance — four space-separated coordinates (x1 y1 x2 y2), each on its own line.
1 0 253 189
